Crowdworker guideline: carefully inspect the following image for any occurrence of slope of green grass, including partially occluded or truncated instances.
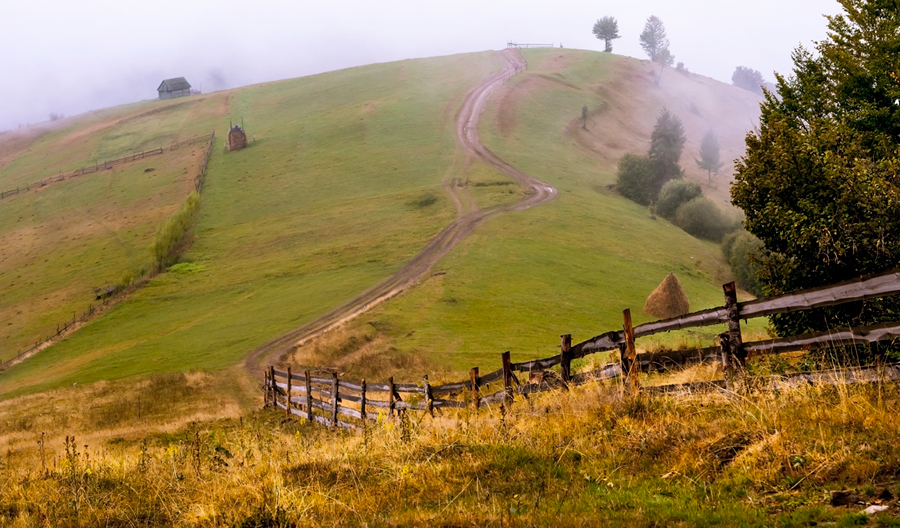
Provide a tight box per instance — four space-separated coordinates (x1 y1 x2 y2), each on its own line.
0 52 502 397
0 147 203 361
323 49 754 373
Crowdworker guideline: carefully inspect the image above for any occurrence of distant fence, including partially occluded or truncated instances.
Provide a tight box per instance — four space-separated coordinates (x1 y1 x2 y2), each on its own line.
0 132 216 373
506 42 556 48
0 133 214 202
264 268 900 430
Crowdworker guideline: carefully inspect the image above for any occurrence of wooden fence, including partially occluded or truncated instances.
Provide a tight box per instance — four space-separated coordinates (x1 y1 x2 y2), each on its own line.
0 132 217 372
0 133 215 202
264 268 900 430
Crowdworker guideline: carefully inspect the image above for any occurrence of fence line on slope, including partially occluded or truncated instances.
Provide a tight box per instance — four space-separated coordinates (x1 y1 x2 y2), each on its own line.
0 132 217 373
0 133 214 202
263 268 900 431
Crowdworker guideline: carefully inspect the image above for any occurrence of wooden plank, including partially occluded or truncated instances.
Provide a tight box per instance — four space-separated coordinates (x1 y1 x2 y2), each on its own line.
740 268 900 319
570 363 621 385
518 380 564 395
632 307 729 339
365 399 391 409
572 331 623 357
272 369 288 379
479 389 507 406
431 381 467 395
309 375 333 385
511 355 561 372
767 363 900 388
339 406 363 420
338 392 361 404
433 399 467 409
366 382 391 392
744 320 900 355
475 368 504 386
338 380 363 392
289 371 307 383
644 379 727 395
394 383 425 393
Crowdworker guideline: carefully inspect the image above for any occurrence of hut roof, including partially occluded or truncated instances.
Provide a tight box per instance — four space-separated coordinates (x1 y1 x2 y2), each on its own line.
643 273 690 320
157 77 191 92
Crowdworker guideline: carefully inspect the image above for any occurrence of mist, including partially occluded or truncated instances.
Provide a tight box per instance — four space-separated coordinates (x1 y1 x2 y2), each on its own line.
1 0 839 132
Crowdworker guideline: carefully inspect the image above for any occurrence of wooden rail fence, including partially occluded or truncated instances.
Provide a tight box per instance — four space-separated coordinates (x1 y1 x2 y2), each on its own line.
0 132 217 372
0 133 214 202
264 268 900 430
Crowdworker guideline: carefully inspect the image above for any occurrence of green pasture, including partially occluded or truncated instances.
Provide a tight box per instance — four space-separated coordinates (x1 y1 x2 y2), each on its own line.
0 148 200 361
0 52 506 397
346 49 757 373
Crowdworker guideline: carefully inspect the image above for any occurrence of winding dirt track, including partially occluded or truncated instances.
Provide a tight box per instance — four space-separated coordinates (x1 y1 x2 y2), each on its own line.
245 49 557 374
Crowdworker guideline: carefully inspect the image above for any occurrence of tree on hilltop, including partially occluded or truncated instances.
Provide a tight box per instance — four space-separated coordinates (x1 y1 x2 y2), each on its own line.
732 66 767 96
592 16 620 52
731 0 900 349
696 130 724 184
639 16 674 84
648 108 686 194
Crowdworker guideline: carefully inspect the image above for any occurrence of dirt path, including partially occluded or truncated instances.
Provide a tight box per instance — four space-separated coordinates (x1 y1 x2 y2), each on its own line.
244 49 557 374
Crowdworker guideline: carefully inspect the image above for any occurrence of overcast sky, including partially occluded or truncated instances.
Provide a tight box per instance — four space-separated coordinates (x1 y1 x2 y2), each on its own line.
1 0 840 132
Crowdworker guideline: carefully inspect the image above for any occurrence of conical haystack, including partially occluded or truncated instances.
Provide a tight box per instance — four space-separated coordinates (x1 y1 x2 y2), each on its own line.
644 273 690 319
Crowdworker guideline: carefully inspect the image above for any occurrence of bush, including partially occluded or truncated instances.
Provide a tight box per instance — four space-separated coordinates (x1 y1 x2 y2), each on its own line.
153 191 201 270
655 180 702 219
674 197 734 242
616 154 654 206
722 230 764 296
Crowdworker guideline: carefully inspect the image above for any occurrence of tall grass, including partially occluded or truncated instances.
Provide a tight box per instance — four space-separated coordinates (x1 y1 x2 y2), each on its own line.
1 374 897 526
152 191 201 270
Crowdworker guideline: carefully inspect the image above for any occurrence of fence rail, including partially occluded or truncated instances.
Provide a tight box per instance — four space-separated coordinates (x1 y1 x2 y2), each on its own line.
264 268 900 431
0 133 214 203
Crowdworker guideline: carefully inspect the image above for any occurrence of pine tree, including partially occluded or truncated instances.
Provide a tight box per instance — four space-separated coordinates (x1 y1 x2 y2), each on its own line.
732 0 900 345
695 130 724 184
648 108 686 195
592 16 620 52
639 16 674 84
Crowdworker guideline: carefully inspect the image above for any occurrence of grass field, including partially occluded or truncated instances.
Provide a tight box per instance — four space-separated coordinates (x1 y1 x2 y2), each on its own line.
293 49 765 376
0 52 510 398
0 145 205 361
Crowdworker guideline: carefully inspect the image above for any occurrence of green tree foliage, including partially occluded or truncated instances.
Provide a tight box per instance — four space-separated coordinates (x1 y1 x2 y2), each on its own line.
731 66 767 96
616 154 654 206
656 179 702 219
153 192 201 270
648 108 686 195
674 197 733 242
640 16 674 84
722 230 764 296
732 0 900 343
696 130 725 184
592 16 620 52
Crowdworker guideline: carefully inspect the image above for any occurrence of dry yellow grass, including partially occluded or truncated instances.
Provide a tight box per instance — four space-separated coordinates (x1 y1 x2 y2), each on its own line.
1 368 898 526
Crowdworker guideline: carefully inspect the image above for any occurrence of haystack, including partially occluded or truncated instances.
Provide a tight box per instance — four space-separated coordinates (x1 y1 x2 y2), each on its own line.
644 273 690 319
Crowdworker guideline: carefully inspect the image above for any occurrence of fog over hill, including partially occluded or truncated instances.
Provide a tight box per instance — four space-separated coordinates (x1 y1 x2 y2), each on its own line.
3 0 838 132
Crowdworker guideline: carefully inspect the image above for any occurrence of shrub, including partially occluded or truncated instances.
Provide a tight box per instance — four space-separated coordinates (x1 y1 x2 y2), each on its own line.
673 197 733 242
616 154 654 206
722 230 764 296
655 180 702 219
152 191 201 270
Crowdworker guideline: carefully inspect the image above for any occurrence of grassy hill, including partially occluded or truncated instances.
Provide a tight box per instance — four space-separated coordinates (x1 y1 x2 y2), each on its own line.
285 49 764 378
0 49 761 399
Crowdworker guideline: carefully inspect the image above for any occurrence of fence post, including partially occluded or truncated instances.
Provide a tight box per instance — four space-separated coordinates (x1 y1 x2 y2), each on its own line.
560 334 573 385
623 309 640 396
723 282 746 366
263 369 269 407
470 367 480 410
502 351 513 404
389 377 396 416
360 379 367 422
423 375 434 418
331 372 339 427
286 366 292 418
268 366 275 408
304 370 312 423
718 333 733 391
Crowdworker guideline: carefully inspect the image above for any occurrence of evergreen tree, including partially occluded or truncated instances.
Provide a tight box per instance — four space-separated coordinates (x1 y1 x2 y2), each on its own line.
648 108 686 195
639 16 674 84
732 66 767 96
732 0 900 345
592 16 620 52
695 130 724 184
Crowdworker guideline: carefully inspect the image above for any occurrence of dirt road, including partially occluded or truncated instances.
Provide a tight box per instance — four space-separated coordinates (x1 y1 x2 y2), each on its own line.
245 49 557 374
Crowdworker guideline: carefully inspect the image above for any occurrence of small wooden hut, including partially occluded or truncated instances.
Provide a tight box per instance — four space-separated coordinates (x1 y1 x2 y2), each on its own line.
157 77 192 100
226 124 247 151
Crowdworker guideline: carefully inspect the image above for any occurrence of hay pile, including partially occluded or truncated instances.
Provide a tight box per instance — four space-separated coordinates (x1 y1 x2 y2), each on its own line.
644 273 690 319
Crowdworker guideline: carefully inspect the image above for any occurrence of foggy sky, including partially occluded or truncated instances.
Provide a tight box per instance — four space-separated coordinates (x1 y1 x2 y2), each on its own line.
1 0 839 132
